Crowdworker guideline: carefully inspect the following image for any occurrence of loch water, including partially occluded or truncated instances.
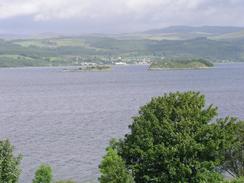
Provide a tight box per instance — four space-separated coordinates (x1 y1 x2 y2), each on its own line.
0 64 244 182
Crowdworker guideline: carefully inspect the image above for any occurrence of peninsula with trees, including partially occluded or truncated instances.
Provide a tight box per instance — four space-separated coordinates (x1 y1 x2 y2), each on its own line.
149 58 214 70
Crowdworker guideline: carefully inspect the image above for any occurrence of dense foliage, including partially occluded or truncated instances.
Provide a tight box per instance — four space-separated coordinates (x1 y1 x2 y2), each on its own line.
223 121 244 177
32 164 53 183
99 147 134 183
224 177 244 183
149 58 214 69
0 139 22 183
106 91 239 183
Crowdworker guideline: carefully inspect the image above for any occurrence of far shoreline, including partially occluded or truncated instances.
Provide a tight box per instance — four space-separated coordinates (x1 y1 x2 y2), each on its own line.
0 62 244 70
148 66 216 71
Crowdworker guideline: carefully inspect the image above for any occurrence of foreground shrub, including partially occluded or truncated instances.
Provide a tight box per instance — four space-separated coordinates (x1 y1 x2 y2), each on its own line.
99 147 134 183
223 121 244 177
103 91 239 183
224 177 244 183
197 169 224 183
33 164 52 183
0 139 22 183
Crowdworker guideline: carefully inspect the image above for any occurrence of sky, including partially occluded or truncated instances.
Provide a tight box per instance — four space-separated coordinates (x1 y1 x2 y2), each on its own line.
0 0 244 34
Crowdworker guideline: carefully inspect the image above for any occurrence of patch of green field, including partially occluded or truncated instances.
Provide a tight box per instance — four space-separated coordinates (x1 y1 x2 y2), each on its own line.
122 32 214 41
13 40 50 47
0 54 42 67
53 38 88 47
0 56 45 67
13 38 105 51
0 54 34 60
0 54 80 67
142 34 182 41
13 38 87 48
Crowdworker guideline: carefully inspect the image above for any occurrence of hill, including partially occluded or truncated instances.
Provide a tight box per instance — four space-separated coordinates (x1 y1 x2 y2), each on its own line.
136 26 244 41
144 25 244 34
1 26 244 67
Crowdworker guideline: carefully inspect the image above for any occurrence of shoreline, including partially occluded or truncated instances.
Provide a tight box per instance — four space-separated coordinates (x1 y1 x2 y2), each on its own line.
0 62 243 70
148 66 215 71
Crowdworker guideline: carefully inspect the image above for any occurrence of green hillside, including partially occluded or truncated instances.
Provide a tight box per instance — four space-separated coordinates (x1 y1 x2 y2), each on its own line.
210 30 244 40
144 26 244 34
1 27 244 68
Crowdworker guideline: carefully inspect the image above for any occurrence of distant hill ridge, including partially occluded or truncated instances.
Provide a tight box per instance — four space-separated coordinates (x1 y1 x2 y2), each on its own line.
144 25 244 35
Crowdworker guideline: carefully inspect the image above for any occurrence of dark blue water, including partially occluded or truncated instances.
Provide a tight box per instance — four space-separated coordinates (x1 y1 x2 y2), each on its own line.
0 64 244 182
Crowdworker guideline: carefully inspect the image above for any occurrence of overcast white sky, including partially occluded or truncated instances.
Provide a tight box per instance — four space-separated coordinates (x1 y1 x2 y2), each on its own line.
0 0 243 34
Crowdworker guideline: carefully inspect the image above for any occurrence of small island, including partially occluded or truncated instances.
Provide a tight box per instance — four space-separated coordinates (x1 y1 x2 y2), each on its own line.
78 65 111 71
149 59 214 70
64 65 112 72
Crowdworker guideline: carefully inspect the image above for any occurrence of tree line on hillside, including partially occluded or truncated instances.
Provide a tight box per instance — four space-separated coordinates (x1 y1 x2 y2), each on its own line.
1 37 244 67
0 92 243 183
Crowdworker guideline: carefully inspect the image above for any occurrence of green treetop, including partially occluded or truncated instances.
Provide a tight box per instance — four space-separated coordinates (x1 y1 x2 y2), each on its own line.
0 139 22 183
109 91 238 183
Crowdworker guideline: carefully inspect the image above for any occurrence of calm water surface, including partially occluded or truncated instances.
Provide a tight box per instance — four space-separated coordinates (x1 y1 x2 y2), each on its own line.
0 64 244 182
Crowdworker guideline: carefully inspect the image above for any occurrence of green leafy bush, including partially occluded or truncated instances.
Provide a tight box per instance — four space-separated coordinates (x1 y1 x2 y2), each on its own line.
223 121 244 177
0 139 22 183
224 177 244 183
106 91 238 183
99 147 134 183
33 164 52 183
